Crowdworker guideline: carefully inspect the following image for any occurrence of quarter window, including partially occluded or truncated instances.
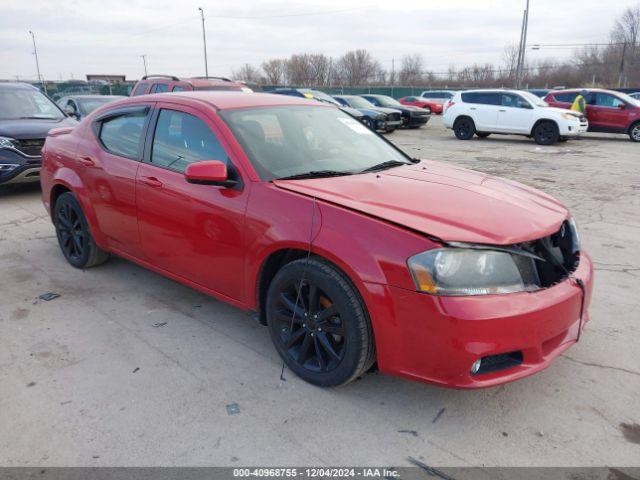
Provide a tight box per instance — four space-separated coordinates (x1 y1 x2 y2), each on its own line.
99 112 147 158
131 82 149 96
151 110 227 173
552 92 577 103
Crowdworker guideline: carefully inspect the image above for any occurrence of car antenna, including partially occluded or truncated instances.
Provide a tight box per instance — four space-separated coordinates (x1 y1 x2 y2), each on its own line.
280 197 317 382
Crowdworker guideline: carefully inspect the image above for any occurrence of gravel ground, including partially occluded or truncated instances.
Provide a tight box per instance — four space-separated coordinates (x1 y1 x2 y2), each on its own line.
1 115 639 467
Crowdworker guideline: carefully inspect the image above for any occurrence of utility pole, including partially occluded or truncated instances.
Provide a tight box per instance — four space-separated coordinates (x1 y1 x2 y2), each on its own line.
618 42 627 88
141 54 148 77
515 0 530 89
198 7 209 78
28 30 44 91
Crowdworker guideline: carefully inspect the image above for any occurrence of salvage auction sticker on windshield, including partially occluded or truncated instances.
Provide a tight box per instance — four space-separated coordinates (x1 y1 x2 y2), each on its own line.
337 117 374 135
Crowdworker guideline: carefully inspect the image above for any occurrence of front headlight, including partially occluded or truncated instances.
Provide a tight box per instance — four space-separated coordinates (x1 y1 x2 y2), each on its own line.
407 248 541 296
0 136 17 149
561 112 579 121
567 217 580 253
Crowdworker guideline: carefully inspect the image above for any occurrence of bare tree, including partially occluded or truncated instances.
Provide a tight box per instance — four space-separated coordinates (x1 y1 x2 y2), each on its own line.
399 54 424 86
232 63 262 83
502 44 520 82
335 49 382 86
262 59 287 85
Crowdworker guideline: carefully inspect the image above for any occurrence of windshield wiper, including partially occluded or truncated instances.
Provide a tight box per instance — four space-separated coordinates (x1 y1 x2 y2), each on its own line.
360 160 409 173
277 170 353 181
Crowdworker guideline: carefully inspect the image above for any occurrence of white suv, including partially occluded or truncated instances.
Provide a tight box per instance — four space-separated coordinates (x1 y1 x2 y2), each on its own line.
443 89 588 145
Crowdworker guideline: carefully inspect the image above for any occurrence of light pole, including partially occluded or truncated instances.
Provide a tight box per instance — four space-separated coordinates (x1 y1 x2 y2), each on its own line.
28 30 44 91
141 54 148 77
515 0 530 89
198 7 209 78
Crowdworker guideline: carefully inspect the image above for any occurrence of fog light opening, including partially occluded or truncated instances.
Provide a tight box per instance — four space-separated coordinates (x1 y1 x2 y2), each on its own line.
470 359 482 375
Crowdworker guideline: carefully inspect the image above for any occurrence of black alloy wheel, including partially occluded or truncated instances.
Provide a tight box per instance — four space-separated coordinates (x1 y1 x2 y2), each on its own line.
266 258 374 387
629 122 640 142
453 117 475 140
54 192 109 268
532 121 559 145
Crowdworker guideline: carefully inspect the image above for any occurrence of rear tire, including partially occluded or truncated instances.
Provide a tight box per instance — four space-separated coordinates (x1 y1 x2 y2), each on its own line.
629 122 640 142
54 192 109 269
453 117 475 140
532 121 560 145
266 258 375 387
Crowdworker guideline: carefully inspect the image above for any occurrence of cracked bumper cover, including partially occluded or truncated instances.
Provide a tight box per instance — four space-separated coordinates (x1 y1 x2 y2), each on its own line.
364 252 594 388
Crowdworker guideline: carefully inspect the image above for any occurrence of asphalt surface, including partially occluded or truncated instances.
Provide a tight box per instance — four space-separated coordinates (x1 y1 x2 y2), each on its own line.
1 116 639 467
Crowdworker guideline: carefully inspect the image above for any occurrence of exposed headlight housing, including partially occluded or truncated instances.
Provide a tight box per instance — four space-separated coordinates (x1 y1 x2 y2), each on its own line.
407 248 542 296
0 136 17 149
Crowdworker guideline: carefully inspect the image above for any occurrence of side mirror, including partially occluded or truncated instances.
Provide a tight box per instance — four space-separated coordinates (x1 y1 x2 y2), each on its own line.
618 103 626 110
184 160 236 187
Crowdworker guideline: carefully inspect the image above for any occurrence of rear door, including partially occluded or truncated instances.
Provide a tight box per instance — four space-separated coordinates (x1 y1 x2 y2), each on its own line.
135 102 249 301
80 104 152 257
495 93 534 133
462 92 500 131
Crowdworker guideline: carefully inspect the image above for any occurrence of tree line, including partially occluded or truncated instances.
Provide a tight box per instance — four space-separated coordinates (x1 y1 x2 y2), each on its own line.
233 4 640 89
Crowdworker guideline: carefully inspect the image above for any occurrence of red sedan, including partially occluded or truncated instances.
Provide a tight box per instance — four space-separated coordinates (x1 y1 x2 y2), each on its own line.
399 96 443 114
40 92 593 388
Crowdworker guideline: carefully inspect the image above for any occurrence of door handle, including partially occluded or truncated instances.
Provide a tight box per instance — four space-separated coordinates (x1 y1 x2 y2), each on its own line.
499 109 507 112
470 107 477 110
141 176 163 188
79 156 95 167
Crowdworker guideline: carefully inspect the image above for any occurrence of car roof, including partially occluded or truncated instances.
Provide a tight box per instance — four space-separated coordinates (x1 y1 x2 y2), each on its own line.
61 95 126 100
547 88 618 94
458 88 525 94
126 91 331 110
0 82 39 91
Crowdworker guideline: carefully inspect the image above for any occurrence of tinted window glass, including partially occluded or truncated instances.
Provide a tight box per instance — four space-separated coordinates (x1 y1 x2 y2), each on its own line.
172 85 187 92
501 93 530 108
99 113 147 158
131 82 149 96
591 93 624 108
461 92 500 105
151 110 227 173
150 83 169 93
553 92 577 103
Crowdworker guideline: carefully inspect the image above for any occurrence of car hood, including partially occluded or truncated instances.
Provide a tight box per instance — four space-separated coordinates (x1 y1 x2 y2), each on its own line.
0 117 77 139
339 106 364 118
273 160 568 245
371 106 402 115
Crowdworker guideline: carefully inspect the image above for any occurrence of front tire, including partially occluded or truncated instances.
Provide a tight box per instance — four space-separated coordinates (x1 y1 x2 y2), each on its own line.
266 258 374 387
532 121 559 145
54 192 109 268
361 117 374 130
453 117 475 140
629 122 640 142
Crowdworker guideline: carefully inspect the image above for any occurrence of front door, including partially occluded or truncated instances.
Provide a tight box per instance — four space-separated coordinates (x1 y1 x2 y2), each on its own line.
495 93 534 133
136 104 249 302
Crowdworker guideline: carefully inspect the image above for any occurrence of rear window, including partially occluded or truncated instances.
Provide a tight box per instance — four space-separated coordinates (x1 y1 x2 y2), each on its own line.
461 92 501 105
99 112 146 158
552 92 577 103
131 82 149 96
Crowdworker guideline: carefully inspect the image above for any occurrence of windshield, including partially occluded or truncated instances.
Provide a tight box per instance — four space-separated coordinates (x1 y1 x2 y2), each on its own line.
0 89 64 120
78 97 124 114
344 96 375 109
519 91 549 107
221 105 411 181
301 90 340 105
374 96 402 107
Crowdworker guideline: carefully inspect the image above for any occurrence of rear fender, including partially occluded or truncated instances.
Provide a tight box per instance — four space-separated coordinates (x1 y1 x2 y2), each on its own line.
51 168 108 248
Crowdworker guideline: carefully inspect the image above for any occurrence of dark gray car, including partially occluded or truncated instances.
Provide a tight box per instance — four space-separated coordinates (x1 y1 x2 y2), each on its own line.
56 95 126 121
0 83 77 186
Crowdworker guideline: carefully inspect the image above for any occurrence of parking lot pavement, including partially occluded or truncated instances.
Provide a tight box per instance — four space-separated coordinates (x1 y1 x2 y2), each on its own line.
1 116 639 467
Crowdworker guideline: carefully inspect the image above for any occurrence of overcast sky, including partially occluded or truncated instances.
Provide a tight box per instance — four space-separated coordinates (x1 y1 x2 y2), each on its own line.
0 0 635 81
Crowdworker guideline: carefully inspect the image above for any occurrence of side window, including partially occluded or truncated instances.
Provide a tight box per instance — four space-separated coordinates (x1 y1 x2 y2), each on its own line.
99 112 147 159
462 92 500 105
593 93 624 108
501 94 530 108
151 110 227 173
150 83 169 93
131 82 149 96
172 85 187 92
553 92 577 103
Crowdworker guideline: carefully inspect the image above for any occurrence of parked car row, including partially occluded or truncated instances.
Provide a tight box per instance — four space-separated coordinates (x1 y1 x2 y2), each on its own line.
443 87 640 144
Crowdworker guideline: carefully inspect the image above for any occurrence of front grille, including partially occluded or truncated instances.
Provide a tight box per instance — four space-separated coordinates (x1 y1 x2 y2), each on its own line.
14 138 45 157
513 220 580 289
388 113 401 122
